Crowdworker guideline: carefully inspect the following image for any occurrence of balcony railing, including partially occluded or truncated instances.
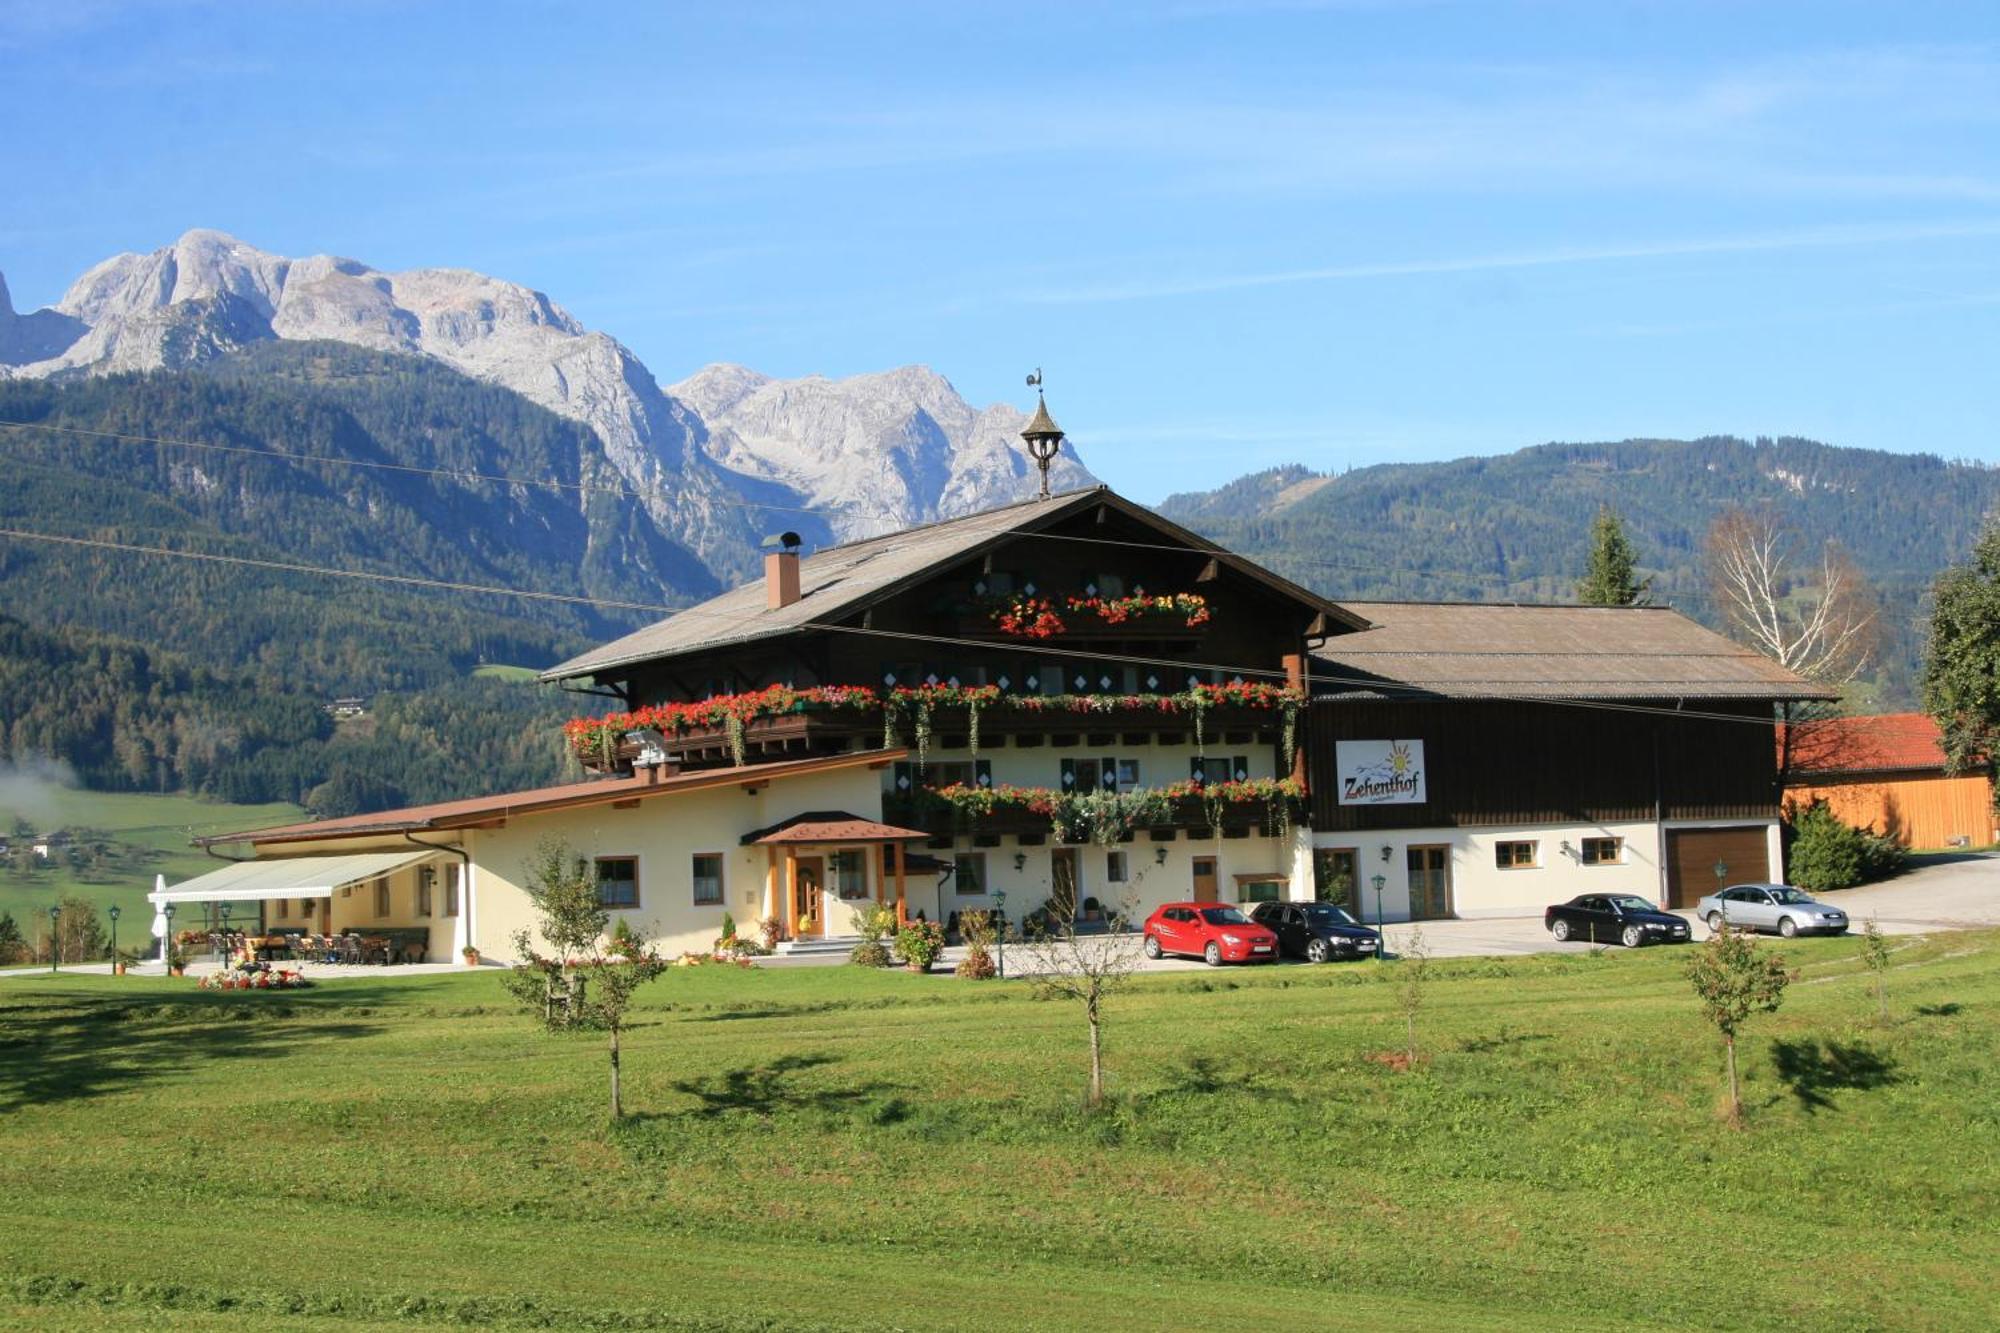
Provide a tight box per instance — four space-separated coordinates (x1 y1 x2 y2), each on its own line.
569 682 1303 773
883 779 1306 843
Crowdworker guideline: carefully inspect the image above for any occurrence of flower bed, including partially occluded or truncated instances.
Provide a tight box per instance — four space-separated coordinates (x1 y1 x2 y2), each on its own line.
199 966 313 991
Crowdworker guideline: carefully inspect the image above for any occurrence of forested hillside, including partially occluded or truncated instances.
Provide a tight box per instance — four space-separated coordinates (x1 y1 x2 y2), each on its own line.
1160 437 2000 707
0 614 577 816
0 340 711 690
0 343 679 812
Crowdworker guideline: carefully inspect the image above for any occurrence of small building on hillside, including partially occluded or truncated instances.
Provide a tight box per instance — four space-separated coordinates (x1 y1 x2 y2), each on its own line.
1780 712 1996 850
1307 602 1831 917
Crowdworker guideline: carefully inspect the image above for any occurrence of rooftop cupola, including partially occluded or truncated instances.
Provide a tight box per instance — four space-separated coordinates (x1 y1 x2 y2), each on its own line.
1019 368 1065 500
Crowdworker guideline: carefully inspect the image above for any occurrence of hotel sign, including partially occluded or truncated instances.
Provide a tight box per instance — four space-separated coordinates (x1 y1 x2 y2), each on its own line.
1335 739 1427 806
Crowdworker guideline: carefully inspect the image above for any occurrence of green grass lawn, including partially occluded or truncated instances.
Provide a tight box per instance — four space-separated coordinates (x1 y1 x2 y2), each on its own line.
470 663 542 683
0 791 303 931
1 931 1995 1330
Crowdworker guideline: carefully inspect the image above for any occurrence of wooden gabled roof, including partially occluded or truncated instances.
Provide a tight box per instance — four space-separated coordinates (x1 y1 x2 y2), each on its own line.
541 486 1367 684
1312 602 1833 702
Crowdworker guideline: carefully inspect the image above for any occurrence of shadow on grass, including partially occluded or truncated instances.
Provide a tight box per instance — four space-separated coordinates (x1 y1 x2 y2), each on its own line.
0 990 381 1112
1456 1029 1552 1055
1916 1002 1962 1017
1769 1037 1900 1113
660 1052 904 1120
1145 1053 1300 1105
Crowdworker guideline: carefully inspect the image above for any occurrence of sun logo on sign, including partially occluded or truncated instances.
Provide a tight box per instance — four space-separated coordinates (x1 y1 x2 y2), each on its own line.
1388 740 1413 777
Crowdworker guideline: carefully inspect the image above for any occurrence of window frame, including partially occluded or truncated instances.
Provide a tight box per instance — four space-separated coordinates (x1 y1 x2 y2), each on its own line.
954 851 988 897
595 855 642 911
830 849 870 901
690 853 724 907
372 877 391 918
1494 841 1538 870
1105 850 1128 883
1580 837 1623 866
442 863 461 918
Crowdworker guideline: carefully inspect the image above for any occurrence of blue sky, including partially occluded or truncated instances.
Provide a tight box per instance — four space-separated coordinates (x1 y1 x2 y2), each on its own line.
4 1 1997 501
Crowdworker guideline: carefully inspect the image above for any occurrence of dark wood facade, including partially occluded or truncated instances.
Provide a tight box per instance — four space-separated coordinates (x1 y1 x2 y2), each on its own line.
1308 697 1780 832
612 502 1336 723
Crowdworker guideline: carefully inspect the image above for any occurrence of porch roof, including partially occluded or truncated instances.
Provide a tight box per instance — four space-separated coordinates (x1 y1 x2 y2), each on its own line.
741 810 935 846
146 849 441 906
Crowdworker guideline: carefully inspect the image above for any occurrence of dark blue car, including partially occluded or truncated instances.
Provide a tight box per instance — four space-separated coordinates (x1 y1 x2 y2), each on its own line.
1250 901 1382 962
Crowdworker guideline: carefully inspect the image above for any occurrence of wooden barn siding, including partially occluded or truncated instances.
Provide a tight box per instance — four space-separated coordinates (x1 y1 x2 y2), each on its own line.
1309 698 1779 831
1785 773 1996 849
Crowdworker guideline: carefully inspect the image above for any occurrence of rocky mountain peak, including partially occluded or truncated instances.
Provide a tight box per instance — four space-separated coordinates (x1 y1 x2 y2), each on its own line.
4 230 1098 579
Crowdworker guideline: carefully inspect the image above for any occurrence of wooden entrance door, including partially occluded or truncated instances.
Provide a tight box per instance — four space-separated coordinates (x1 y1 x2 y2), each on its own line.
1192 856 1219 903
793 857 825 937
1664 827 1770 910
1050 848 1079 918
1407 846 1452 919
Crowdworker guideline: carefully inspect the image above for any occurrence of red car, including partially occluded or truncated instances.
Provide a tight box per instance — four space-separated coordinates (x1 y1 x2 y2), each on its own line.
1142 902 1280 966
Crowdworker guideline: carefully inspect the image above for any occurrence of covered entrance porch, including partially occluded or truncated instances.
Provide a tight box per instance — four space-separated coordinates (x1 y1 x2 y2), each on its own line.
741 811 935 947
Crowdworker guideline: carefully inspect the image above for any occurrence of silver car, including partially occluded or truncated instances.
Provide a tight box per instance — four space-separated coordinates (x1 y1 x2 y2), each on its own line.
1696 882 1849 938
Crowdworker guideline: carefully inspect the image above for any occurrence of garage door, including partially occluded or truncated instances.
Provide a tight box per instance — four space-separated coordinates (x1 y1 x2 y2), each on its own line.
1664 826 1771 909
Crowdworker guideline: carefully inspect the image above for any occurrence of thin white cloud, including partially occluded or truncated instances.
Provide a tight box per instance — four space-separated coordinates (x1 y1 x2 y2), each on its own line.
1021 218 2000 306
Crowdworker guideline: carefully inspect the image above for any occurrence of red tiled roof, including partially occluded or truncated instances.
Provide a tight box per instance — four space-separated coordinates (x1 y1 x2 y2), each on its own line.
210 749 908 845
740 810 934 845
1779 713 1949 777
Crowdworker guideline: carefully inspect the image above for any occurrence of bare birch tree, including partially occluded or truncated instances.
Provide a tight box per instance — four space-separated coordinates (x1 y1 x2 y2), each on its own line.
1704 508 1878 685
1019 886 1142 1109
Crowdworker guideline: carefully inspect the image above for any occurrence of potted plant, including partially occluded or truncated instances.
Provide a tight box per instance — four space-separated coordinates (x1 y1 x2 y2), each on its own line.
461 945 480 967
110 947 138 977
166 945 186 978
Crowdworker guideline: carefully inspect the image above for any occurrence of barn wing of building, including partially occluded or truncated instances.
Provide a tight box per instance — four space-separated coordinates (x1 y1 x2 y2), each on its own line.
1307 603 1833 917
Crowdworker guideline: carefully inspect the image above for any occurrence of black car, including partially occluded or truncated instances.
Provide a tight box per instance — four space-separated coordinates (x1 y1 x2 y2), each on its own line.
1250 901 1382 961
1543 894 1691 948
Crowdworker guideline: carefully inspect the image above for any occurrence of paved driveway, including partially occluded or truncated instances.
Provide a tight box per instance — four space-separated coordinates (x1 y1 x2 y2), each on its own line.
989 852 2000 974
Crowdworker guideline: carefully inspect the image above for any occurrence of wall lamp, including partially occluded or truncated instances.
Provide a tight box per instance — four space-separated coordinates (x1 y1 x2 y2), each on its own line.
1380 845 1393 863
1012 852 1027 871
1560 840 1576 860
1155 846 1169 865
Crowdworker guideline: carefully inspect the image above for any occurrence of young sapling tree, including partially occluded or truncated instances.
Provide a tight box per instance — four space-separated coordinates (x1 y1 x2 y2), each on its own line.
502 837 668 1121
1861 915 1892 1022
1685 920 1794 1123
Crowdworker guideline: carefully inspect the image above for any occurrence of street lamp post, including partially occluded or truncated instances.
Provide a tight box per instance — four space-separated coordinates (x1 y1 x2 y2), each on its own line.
108 904 121 969
993 889 1006 980
162 903 176 967
1371 873 1387 960
48 904 61 973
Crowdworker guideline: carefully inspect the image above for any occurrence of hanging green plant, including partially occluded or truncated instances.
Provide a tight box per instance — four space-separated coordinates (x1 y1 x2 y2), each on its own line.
725 713 746 767
1280 697 1299 774
913 697 934 771
882 694 901 750
967 693 984 758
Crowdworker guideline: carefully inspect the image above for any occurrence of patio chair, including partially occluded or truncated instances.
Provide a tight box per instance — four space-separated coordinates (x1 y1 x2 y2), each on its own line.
337 934 363 966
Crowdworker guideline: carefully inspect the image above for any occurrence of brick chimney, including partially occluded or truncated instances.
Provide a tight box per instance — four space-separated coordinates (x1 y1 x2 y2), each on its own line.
764 531 803 609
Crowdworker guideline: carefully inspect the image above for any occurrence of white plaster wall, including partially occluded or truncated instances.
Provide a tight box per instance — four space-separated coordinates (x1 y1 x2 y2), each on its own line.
1315 819 1666 922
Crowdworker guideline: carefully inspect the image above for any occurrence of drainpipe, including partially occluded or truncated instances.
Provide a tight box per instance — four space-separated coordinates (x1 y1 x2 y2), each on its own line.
404 832 472 962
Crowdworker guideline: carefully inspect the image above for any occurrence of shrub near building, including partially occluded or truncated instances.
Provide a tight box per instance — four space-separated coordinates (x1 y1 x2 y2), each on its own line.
1785 799 1906 893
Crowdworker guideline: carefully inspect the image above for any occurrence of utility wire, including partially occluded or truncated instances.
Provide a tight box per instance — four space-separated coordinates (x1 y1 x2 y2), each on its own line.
0 523 1807 730
0 415 1681 592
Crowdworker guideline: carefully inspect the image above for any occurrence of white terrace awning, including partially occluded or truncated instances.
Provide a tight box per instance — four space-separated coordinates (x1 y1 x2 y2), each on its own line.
147 849 442 907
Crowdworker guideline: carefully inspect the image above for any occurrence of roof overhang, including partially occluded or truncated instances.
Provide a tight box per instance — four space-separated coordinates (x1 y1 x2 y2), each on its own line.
541 487 1368 685
147 849 442 906
741 810 936 845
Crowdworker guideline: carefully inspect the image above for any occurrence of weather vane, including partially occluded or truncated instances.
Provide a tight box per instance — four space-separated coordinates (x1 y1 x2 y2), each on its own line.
1019 368 1064 500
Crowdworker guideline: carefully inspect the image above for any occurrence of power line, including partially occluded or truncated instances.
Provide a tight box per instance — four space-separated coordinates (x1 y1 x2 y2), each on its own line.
0 523 1804 730
1 415 1672 592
